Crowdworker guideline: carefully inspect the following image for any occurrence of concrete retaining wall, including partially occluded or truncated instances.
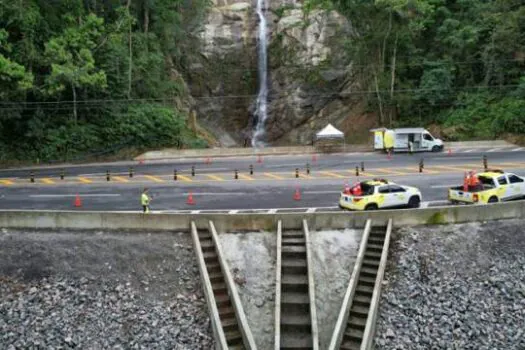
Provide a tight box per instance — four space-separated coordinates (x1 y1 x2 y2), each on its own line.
135 140 514 161
0 201 523 232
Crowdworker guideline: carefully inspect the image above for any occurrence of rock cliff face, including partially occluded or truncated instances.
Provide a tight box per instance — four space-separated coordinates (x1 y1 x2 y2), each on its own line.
186 0 369 147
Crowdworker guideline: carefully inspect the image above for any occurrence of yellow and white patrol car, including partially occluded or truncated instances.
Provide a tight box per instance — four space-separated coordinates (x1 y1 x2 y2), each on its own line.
339 179 422 211
448 170 525 204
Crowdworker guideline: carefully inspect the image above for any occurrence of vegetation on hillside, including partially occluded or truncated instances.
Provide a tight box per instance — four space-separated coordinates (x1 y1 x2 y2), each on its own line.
310 0 525 140
0 0 208 163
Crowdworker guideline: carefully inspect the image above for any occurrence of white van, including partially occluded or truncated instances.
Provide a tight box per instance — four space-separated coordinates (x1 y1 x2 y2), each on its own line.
371 127 444 153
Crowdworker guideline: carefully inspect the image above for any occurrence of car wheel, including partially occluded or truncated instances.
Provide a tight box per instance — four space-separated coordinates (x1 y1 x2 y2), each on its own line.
488 196 498 203
432 145 441 152
408 196 421 208
365 204 378 211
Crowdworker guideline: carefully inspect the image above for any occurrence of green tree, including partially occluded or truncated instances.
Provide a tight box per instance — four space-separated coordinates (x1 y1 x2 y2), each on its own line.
44 13 107 123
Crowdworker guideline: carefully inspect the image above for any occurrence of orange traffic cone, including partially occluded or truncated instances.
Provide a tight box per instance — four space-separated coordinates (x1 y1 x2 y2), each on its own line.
448 148 452 156
387 150 392 160
312 154 317 163
139 159 144 165
186 192 195 205
205 157 211 165
257 155 263 164
293 187 301 201
74 194 82 207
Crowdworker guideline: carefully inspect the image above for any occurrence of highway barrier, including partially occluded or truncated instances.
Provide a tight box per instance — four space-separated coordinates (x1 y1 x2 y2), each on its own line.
0 200 523 232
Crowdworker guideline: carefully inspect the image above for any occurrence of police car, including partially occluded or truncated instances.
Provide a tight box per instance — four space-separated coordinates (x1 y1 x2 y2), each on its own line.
339 179 422 211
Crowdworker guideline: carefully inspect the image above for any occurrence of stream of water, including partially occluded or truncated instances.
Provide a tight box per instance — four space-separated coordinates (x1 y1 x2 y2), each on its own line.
252 0 269 147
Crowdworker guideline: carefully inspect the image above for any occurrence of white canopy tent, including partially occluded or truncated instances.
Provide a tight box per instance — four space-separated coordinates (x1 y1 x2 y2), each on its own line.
315 124 344 140
314 124 345 152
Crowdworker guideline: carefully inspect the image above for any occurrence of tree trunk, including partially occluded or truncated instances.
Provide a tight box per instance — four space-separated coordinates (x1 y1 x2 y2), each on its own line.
373 68 384 125
127 0 132 99
381 10 393 74
144 3 149 34
389 33 398 126
72 85 77 124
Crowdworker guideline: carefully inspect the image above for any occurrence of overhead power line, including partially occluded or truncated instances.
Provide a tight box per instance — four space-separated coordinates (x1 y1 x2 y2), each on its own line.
0 84 519 110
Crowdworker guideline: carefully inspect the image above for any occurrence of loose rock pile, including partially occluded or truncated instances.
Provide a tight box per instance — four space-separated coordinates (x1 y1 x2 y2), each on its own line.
1 277 212 349
0 230 213 349
375 221 525 350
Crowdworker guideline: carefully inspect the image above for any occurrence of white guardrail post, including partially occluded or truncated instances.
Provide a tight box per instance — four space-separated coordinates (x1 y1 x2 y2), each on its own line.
303 219 320 350
190 221 229 349
328 219 372 350
274 220 282 350
362 218 393 350
209 220 258 350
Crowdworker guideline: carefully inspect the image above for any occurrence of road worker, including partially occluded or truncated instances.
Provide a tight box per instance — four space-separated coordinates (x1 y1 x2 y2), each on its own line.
141 188 151 213
344 183 351 195
352 182 363 196
468 171 481 190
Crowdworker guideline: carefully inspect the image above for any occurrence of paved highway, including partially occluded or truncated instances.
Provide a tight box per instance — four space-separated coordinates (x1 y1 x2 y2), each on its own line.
0 146 524 212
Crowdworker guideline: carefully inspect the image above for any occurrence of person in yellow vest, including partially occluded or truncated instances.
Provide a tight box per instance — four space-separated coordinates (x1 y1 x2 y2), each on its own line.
141 188 151 213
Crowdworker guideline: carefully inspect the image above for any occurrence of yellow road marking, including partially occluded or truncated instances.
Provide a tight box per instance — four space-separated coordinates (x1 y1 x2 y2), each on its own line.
499 162 525 168
238 174 254 181
144 175 164 183
114 176 129 183
373 168 409 176
78 177 92 184
430 165 467 172
320 171 346 179
400 167 439 174
42 178 55 184
299 173 315 179
0 179 14 185
177 174 193 182
206 174 224 181
347 170 377 177
264 173 284 180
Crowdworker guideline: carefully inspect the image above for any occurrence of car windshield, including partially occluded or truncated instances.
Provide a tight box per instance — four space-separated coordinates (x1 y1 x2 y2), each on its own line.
478 176 494 186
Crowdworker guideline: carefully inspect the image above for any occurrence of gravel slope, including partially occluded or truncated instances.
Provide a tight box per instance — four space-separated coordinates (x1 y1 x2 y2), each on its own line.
376 220 525 350
0 229 213 349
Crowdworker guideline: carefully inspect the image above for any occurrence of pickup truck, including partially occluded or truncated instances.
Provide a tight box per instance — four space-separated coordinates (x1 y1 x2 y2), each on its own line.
448 170 525 204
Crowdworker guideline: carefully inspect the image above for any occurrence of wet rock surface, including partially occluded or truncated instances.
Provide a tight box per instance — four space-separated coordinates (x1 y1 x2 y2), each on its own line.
0 229 213 349
376 220 525 350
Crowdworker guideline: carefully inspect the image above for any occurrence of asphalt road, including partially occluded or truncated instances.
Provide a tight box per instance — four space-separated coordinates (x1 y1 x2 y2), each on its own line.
0 146 524 212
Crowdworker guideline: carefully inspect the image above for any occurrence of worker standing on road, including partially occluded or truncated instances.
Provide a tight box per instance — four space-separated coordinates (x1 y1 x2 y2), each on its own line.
141 188 151 213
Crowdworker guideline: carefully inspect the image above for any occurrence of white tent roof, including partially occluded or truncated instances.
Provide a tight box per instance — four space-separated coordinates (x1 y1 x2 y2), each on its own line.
316 124 344 138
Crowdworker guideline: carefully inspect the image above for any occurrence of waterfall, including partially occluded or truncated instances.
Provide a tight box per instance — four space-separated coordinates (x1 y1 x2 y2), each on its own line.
252 0 269 147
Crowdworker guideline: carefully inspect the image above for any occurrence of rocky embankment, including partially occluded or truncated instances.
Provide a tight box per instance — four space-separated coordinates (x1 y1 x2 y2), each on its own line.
0 230 213 349
376 220 525 349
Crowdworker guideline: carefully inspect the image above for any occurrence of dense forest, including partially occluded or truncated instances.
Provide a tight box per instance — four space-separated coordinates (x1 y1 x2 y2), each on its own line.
323 0 525 140
1 0 524 163
0 0 208 163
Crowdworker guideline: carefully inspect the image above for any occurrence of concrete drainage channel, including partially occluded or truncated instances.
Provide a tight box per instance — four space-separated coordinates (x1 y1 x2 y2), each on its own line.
191 218 390 349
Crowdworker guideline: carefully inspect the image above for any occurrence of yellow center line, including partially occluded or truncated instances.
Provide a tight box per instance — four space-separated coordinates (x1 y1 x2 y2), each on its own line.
114 176 129 183
206 174 224 181
320 171 346 179
430 165 468 172
399 167 439 174
346 170 378 177
42 178 55 184
264 173 284 180
78 177 92 184
0 179 14 185
144 175 164 183
499 162 525 168
177 174 193 182
299 174 315 179
373 168 409 176
238 174 254 181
